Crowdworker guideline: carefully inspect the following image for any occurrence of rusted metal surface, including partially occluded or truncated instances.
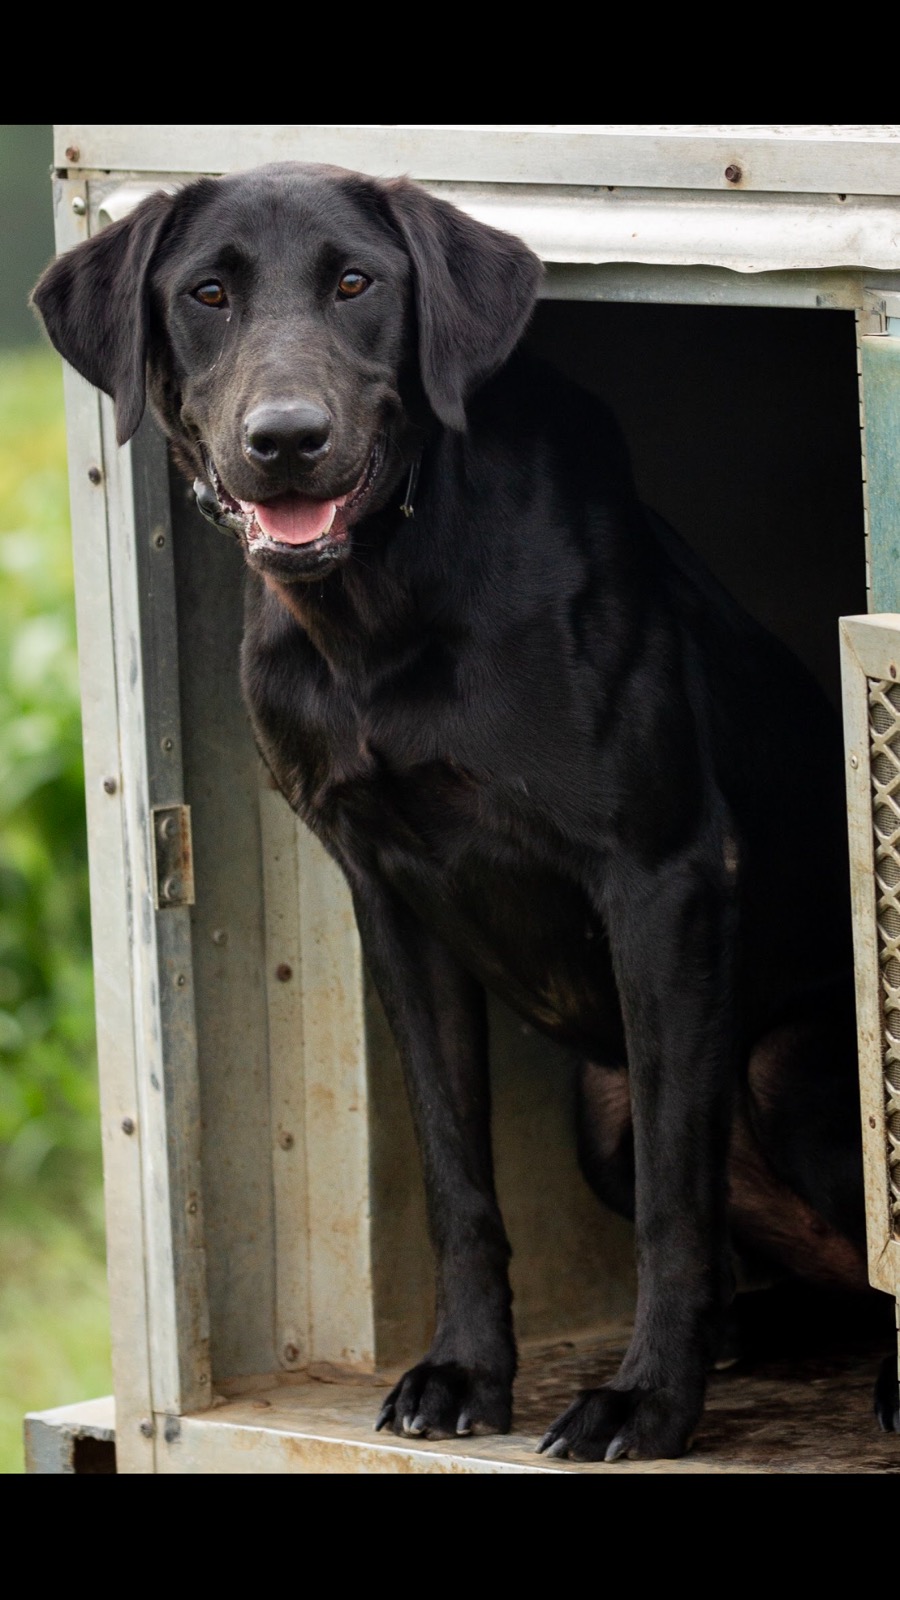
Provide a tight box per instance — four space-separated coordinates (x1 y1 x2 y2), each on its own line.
170 488 276 1381
26 1320 900 1474
153 1324 900 1474
55 181 155 1473
24 1397 116 1474
151 805 195 909
53 125 900 197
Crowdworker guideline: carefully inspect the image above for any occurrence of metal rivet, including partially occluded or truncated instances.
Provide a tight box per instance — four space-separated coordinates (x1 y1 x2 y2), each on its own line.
88 466 102 485
103 776 118 794
278 1131 295 1150
724 164 742 184
121 1116 135 1136
850 754 859 769
159 814 178 840
154 533 166 549
65 145 80 163
276 963 293 982
176 973 186 987
162 875 181 901
187 1199 197 1214
139 1418 154 1438
869 1116 877 1128
212 928 228 946
161 737 174 752
71 196 86 216
283 1343 300 1363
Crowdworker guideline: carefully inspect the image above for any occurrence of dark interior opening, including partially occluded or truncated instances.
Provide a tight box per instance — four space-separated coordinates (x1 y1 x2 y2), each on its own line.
526 301 867 709
72 1434 117 1473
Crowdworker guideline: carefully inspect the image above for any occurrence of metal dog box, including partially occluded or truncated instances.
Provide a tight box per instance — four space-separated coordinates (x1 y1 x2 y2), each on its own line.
25 125 900 1474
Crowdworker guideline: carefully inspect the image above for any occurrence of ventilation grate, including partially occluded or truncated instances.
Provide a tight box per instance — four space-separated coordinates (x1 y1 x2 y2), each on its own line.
867 678 900 1232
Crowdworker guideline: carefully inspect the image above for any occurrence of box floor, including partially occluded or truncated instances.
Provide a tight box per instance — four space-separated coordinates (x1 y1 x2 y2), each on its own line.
182 1305 899 1474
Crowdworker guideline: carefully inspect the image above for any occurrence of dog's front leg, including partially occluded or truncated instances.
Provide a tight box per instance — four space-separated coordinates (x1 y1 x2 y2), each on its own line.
350 878 516 1439
541 851 736 1461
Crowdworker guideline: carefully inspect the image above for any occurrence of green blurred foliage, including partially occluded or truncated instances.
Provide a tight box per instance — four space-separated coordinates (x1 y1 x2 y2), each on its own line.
0 348 101 1223
0 126 110 1474
0 346 110 1472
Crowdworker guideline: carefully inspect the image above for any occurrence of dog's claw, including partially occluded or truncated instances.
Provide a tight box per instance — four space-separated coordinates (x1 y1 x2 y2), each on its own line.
456 1412 472 1436
374 1402 391 1432
604 1432 628 1462
537 1429 569 1458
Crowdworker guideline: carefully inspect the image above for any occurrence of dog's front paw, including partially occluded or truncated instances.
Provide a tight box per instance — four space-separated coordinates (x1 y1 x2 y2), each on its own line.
537 1383 702 1462
375 1360 512 1440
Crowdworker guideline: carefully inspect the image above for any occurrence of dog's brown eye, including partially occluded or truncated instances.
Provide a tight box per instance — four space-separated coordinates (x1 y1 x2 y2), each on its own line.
337 271 370 300
193 281 228 308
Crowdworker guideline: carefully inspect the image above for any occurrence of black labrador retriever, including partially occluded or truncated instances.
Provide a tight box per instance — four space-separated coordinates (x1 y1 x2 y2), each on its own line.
32 162 899 1459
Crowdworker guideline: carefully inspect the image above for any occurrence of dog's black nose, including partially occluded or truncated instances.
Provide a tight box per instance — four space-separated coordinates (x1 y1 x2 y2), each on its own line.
243 401 333 468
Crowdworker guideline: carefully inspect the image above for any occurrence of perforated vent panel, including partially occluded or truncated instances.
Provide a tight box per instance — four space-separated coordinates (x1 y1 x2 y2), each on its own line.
867 679 900 1232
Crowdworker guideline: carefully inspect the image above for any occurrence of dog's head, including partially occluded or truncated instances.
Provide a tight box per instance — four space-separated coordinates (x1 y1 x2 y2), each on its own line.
32 162 543 582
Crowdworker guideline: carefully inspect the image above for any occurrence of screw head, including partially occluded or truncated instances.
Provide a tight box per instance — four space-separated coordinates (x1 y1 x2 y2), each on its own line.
850 754 859 769
724 164 742 184
65 145 80 163
212 928 228 946
161 737 174 753
283 1343 300 1363
278 1130 295 1151
103 776 118 794
154 532 166 549
88 466 102 485
71 196 86 216
139 1418 154 1438
276 963 293 983
121 1116 136 1136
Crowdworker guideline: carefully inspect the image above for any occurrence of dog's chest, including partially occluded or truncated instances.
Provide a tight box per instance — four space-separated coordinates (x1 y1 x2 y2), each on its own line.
252 656 623 1047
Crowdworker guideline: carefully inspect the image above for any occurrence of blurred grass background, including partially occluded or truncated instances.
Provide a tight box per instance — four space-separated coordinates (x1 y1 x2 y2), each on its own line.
0 127 111 1472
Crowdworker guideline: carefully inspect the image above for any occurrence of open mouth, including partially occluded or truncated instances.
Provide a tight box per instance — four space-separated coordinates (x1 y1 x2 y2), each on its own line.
194 438 384 568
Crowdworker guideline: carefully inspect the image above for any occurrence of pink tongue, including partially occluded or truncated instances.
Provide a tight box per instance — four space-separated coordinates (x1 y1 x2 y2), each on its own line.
241 493 337 545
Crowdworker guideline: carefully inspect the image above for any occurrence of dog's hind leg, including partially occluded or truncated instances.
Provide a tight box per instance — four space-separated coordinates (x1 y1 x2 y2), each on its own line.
576 1057 635 1221
349 875 516 1439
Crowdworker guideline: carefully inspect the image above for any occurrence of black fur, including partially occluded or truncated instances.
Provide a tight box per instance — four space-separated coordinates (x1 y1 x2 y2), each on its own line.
32 161 899 1460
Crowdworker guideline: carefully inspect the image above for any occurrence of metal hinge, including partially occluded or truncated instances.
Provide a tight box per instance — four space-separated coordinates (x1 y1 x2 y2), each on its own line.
151 805 195 910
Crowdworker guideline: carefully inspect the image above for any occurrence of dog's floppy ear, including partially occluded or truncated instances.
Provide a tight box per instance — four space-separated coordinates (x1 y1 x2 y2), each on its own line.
382 179 543 431
31 190 175 445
